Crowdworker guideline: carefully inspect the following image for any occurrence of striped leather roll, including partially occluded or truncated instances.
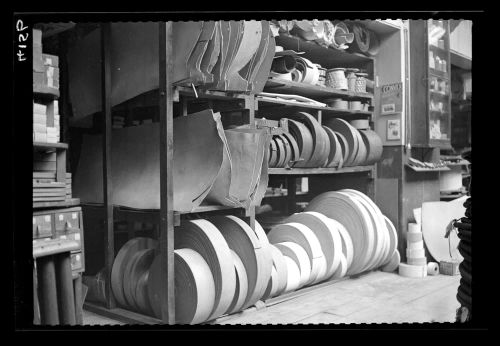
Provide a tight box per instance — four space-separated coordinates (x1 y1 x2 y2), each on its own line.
123 248 155 312
287 119 314 168
322 126 342 168
358 129 383 165
334 131 349 169
175 219 236 321
227 250 249 314
324 119 358 167
282 256 301 293
268 244 288 296
274 242 311 289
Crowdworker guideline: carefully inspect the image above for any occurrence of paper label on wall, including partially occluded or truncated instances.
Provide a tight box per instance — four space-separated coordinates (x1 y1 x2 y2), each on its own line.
380 82 403 115
387 119 401 140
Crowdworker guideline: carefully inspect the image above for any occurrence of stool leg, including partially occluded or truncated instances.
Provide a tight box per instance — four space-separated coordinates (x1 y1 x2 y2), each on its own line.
37 256 59 325
55 253 76 325
73 274 83 325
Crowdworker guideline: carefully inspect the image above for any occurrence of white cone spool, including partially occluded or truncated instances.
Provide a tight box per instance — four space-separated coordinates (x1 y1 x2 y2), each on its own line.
427 262 440 275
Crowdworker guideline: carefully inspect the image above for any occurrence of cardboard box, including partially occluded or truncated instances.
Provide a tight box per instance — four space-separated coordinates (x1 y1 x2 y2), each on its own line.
33 124 47 133
439 260 460 276
33 132 47 143
33 103 47 115
42 54 59 67
33 29 42 46
33 113 47 125
33 45 44 72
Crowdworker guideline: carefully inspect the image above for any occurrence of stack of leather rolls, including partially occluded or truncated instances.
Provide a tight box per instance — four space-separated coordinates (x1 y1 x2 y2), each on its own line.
397 223 430 278
455 196 472 320
268 113 383 168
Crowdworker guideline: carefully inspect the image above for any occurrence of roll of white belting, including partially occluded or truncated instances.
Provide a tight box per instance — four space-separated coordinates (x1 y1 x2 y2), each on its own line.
322 126 343 168
262 266 279 300
282 255 301 293
407 240 424 250
291 69 303 82
330 253 348 279
287 119 314 168
407 231 423 243
334 131 348 169
351 130 367 167
285 211 342 281
174 219 236 321
408 222 421 233
268 244 288 296
306 191 374 275
274 242 311 288
268 222 325 286
226 250 249 314
427 262 440 275
381 250 400 272
406 248 425 259
382 215 399 267
358 129 383 165
148 249 216 324
273 72 293 81
408 256 427 266
253 220 274 301
327 218 354 271
349 119 370 130
398 263 427 278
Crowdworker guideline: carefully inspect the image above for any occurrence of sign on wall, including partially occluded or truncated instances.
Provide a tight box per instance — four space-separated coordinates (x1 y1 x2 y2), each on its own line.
380 82 403 115
387 119 401 140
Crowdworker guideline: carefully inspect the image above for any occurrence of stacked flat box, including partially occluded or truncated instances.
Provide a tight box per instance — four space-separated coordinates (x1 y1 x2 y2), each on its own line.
33 102 48 143
33 29 44 73
33 182 66 202
406 222 427 266
42 53 60 90
66 172 72 199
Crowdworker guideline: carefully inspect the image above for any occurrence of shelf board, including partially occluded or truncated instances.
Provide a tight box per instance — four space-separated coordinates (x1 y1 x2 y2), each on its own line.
405 164 450 172
177 205 248 215
176 85 248 101
264 79 373 101
269 166 373 175
33 198 81 209
33 84 60 98
263 191 308 198
429 69 449 80
275 34 373 68
33 142 68 150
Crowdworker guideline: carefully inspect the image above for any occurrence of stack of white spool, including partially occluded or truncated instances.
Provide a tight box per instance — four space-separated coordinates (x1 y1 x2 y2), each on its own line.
398 223 439 277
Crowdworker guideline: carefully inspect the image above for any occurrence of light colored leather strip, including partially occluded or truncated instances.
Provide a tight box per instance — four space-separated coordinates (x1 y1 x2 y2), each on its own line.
408 257 427 266
227 250 249 314
253 29 276 94
282 256 301 293
322 126 342 168
287 119 314 168
123 248 155 312
274 242 311 288
330 253 348 279
269 244 288 297
408 240 424 250
358 129 383 165
381 250 400 272
268 222 325 286
324 119 359 167
427 262 440 275
398 263 427 278
175 219 236 321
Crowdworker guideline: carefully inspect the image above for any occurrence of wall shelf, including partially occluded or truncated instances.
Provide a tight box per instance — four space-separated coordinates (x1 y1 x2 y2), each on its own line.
33 198 81 210
269 166 374 175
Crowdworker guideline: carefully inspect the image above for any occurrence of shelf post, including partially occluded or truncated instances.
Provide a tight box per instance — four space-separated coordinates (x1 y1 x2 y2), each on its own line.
100 23 116 310
286 177 297 214
158 21 176 325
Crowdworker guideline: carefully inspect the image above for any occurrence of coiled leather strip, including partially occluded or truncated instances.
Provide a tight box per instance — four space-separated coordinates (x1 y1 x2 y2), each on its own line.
322 126 342 168
274 242 311 288
359 129 383 165
287 119 314 168
324 119 358 167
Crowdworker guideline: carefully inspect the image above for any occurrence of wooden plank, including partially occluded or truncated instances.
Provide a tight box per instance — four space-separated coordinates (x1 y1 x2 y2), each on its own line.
83 302 163 325
33 198 81 209
269 166 373 175
33 182 65 188
159 21 175 325
33 142 68 150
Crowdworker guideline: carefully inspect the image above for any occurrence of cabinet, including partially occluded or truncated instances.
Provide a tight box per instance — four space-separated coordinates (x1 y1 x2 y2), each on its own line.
410 19 452 149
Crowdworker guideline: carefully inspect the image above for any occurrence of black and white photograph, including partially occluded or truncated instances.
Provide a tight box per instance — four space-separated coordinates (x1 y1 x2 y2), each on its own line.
12 11 482 330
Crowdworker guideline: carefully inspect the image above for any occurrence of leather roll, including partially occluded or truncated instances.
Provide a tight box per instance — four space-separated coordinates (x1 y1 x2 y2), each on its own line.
268 244 288 296
359 129 383 165
288 112 330 167
294 56 320 85
134 269 153 316
261 266 279 300
334 131 349 169
276 134 292 168
305 191 375 275
351 130 367 167
408 256 427 266
227 250 249 314
382 215 399 267
324 119 359 167
271 55 296 73
381 250 400 272
291 69 303 82
206 215 268 311
398 263 427 278
330 253 348 279
274 242 311 288
282 132 301 165
252 220 274 301
174 219 236 321
285 212 342 281
269 138 278 167
349 119 370 130
148 249 216 324
274 135 287 168
287 119 314 168
111 237 158 308
407 232 423 243
282 255 301 293
350 25 371 54
322 126 342 168
268 222 326 286
123 248 155 311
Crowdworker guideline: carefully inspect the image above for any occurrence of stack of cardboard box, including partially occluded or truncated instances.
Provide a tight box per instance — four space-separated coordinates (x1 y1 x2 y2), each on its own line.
33 100 60 143
33 29 60 93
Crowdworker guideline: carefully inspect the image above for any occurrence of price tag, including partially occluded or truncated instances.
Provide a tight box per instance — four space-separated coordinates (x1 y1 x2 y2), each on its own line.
72 213 77 219
44 215 50 222
59 214 64 221
74 233 80 241
33 217 36 224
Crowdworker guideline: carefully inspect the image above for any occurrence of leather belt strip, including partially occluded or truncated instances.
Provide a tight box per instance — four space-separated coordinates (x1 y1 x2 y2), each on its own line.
111 237 158 309
334 131 349 169
324 118 358 167
174 219 236 321
148 249 216 324
282 132 301 165
359 129 383 165
398 263 427 278
268 244 288 297
427 262 439 276
268 222 326 286
274 242 311 289
351 130 367 167
349 119 370 130
322 126 342 168
123 248 156 312
285 212 342 281
227 250 249 314
282 256 302 293
331 253 348 279
287 119 314 168
252 220 274 302
269 138 278 167
381 250 400 273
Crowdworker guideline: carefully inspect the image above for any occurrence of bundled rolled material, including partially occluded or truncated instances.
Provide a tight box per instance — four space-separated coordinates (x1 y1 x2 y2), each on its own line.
349 24 371 54
322 126 343 168
294 56 320 85
227 250 249 314
268 244 288 297
398 263 427 278
381 250 400 272
427 262 440 275
287 119 314 168
274 242 311 289
323 118 359 167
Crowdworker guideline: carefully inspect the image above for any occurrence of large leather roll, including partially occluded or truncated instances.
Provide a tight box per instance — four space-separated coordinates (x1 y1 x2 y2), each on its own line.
268 244 288 297
381 250 400 272
334 131 349 169
382 215 399 266
282 132 301 165
349 119 370 130
274 135 287 168
359 129 383 165
261 266 279 300
123 248 155 311
322 126 342 168
282 256 301 293
206 215 268 311
252 220 274 301
274 242 311 288
287 119 314 168
268 222 326 286
328 218 354 270
305 191 375 275
269 138 278 167
148 249 216 324
351 130 367 167
285 212 342 281
324 119 359 167
111 237 158 308
135 269 153 315
331 253 348 279
174 219 236 321
226 250 249 314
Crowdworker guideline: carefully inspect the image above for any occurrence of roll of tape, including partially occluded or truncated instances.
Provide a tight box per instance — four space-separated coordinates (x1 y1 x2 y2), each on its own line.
407 240 424 250
408 256 427 266
275 242 311 288
349 119 370 130
408 222 421 233
268 244 288 296
398 263 427 278
282 256 301 293
427 262 439 275
407 232 423 243
330 253 348 279
406 247 425 259
381 250 400 272
227 250 249 314
175 219 236 320
287 119 314 168
268 222 326 286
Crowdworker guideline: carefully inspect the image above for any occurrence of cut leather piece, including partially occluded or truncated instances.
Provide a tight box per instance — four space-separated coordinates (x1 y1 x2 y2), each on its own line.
334 131 349 169
324 119 359 167
242 21 270 92
330 253 348 279
253 30 276 94
359 129 383 166
135 269 153 316
227 250 249 314
275 242 311 289
268 244 288 297
269 138 278 167
148 249 216 324
282 256 301 294
206 215 267 311
111 237 158 309
274 135 287 168
285 212 342 281
322 126 342 168
123 248 155 311
286 119 314 168
209 21 230 89
187 21 217 85
381 250 400 272
422 196 467 263
305 191 375 276
174 219 236 321
268 222 326 286
199 21 221 85
252 220 274 300
281 132 300 166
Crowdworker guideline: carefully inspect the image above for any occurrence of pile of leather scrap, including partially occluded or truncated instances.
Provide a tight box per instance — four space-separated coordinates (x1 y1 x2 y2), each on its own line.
67 21 275 125
73 109 270 212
